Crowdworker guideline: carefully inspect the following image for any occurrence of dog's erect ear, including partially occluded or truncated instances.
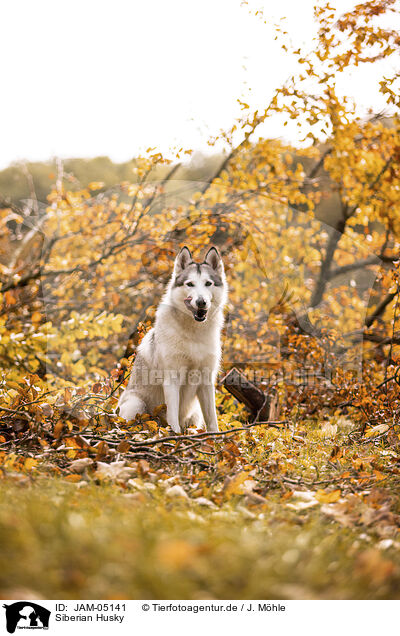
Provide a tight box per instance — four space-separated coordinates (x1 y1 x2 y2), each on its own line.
174 246 192 273
204 247 223 272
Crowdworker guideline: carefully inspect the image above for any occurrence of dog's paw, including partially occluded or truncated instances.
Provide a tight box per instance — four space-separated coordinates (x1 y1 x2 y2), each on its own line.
184 411 203 430
168 422 182 435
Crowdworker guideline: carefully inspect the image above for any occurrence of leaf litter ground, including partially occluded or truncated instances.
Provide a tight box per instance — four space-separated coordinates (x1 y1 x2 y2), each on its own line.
1 402 400 600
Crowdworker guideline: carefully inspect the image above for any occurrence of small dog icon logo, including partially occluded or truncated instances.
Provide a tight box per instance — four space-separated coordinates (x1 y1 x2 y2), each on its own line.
3 602 50 633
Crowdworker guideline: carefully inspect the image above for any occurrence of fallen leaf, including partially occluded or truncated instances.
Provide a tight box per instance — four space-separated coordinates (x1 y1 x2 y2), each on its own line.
4 290 16 306
117 440 131 453
165 485 188 499
156 540 197 569
365 424 389 438
224 471 250 497
138 458 150 475
195 497 217 509
320 422 337 438
356 549 396 584
69 458 94 474
95 461 136 482
24 458 38 471
321 501 359 527
291 490 316 501
287 500 319 511
315 489 341 504
95 441 109 458
65 474 82 483
53 420 64 440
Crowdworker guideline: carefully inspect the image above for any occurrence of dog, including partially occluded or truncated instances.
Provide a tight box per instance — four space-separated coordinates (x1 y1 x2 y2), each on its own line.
118 246 228 434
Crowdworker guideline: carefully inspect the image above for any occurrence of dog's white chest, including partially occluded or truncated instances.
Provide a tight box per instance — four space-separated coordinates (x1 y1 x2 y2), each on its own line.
159 323 219 369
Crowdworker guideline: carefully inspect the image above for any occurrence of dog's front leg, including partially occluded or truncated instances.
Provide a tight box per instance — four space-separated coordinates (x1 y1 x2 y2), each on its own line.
197 384 219 433
163 380 181 434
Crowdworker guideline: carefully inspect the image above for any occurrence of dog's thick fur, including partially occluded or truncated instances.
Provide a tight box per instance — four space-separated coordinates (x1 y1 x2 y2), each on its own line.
118 246 228 434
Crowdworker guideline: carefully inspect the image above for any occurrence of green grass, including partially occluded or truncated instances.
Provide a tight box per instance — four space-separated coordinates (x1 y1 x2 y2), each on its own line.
0 478 399 600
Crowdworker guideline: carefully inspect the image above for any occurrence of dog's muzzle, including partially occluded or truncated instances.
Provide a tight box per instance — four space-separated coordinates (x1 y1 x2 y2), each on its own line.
184 298 208 322
194 308 207 322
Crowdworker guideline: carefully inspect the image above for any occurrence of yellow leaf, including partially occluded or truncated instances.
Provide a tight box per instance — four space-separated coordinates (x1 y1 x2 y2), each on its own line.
153 404 167 417
224 471 249 497
156 540 197 570
315 489 341 503
65 474 82 483
24 457 38 471
365 424 389 438
6 382 22 391
4 453 17 468
88 181 105 190
53 420 64 439
4 290 16 306
174 218 191 231
144 420 158 434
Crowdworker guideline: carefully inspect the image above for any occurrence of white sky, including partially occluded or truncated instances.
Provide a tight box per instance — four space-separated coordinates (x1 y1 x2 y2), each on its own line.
0 0 396 169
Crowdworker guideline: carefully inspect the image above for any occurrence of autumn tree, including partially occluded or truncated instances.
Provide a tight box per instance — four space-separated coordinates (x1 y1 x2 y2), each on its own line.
1 0 400 430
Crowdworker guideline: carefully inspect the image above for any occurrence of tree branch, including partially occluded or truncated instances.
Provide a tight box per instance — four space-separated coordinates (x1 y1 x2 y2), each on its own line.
309 216 347 307
365 290 398 328
309 155 394 308
327 254 400 279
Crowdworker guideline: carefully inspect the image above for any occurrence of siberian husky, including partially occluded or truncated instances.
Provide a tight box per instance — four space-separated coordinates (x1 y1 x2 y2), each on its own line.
118 246 228 434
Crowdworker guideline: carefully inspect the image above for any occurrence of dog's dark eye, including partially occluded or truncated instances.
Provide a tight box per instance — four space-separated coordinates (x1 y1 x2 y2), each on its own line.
186 282 195 287
205 281 213 287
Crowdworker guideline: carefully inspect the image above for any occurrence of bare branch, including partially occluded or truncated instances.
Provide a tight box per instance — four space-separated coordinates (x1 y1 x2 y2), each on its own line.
365 290 399 328
329 253 398 279
309 155 394 308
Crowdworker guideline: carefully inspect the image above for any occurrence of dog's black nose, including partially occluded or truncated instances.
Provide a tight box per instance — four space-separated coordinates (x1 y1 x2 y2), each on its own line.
196 297 206 309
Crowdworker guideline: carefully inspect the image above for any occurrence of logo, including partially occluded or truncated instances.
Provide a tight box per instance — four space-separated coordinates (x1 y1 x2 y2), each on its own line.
3 603 50 634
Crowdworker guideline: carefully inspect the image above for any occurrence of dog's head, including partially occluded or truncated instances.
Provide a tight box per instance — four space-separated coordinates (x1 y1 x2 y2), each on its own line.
171 246 226 322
